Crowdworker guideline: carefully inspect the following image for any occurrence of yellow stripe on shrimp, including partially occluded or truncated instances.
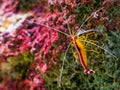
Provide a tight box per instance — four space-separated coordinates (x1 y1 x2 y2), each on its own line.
71 35 95 74
75 39 87 66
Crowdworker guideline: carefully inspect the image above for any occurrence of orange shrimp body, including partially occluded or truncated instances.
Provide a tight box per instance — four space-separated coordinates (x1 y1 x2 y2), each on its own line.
71 36 95 74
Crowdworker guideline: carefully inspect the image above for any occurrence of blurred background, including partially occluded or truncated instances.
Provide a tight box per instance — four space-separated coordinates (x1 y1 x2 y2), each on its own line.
0 0 120 90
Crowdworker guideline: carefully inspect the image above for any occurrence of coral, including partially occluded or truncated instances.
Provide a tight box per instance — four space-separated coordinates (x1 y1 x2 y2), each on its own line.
0 0 119 89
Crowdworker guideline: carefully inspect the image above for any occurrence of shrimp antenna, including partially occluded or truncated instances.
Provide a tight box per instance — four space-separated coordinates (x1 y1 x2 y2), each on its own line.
75 7 104 35
80 40 118 60
59 42 71 86
26 19 70 36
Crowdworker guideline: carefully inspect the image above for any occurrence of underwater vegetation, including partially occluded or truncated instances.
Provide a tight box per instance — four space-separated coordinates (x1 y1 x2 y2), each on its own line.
0 0 120 90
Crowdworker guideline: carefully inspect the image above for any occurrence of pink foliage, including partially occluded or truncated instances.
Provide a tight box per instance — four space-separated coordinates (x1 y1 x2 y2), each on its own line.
18 74 46 90
0 0 18 17
0 0 93 89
